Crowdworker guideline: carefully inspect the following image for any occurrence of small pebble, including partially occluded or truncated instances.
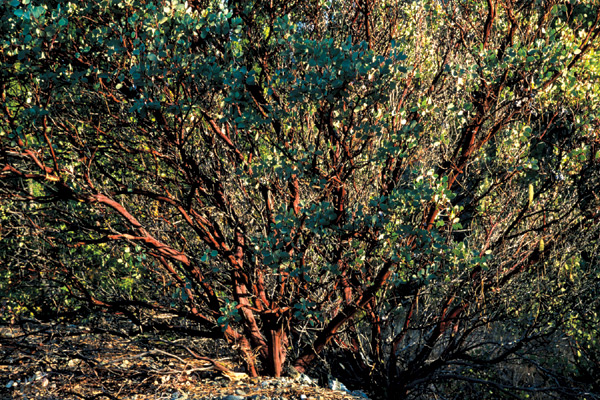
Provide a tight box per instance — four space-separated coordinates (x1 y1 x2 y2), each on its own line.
221 396 245 400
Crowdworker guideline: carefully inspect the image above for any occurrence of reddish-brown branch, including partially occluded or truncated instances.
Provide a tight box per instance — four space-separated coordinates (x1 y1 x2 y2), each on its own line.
542 10 600 91
482 0 496 50
201 111 247 165
224 326 259 377
41 117 60 174
294 261 395 372
288 174 301 215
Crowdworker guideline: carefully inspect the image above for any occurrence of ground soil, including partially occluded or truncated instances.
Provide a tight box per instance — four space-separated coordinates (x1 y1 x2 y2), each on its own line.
0 319 367 400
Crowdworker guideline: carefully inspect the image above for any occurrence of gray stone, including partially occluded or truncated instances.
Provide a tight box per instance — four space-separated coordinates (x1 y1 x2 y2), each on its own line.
298 374 317 386
351 389 370 399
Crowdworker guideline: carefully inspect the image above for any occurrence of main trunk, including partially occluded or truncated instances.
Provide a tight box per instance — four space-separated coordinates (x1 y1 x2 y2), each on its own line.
263 312 287 377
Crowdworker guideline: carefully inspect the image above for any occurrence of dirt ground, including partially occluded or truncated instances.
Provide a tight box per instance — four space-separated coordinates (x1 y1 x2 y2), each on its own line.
0 319 368 400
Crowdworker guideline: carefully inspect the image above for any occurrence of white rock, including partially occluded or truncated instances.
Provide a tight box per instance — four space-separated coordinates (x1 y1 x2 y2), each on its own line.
328 377 350 393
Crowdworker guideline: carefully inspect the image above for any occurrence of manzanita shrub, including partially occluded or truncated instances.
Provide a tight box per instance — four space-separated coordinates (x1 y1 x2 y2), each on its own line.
1 0 599 398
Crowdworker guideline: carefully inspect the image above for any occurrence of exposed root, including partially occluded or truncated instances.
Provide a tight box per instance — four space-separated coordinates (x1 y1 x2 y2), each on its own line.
182 345 249 381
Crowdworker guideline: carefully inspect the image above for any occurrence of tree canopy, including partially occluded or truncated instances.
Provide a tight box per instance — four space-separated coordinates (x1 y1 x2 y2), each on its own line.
2 0 600 398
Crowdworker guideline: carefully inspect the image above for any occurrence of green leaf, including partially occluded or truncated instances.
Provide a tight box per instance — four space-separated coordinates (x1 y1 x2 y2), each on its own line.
31 6 45 18
59 17 68 26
